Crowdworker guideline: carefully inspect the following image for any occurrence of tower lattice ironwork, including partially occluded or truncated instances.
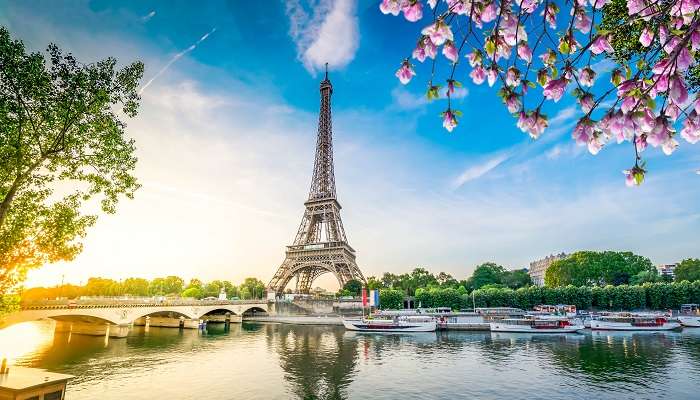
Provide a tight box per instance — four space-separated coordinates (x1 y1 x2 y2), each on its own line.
267 68 365 295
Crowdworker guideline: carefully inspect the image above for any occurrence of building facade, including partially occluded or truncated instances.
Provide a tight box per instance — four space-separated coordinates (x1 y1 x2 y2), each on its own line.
658 263 677 279
528 253 568 286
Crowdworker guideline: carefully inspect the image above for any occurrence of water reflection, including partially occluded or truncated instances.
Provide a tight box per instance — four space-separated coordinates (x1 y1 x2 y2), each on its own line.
273 324 357 399
1 322 699 399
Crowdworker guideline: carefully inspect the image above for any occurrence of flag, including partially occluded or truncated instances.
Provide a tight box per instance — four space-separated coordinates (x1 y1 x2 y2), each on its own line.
362 287 368 306
369 289 379 307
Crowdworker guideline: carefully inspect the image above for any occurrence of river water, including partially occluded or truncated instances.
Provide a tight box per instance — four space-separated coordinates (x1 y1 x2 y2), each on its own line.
1 321 700 399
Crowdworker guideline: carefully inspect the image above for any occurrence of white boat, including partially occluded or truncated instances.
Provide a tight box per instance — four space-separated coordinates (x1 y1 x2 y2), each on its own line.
342 316 436 332
678 304 700 327
589 313 680 331
490 316 583 333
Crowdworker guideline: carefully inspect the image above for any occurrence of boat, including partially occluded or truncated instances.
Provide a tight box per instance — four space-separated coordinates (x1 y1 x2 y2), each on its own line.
589 313 680 331
342 316 436 332
678 304 700 327
490 316 583 333
533 304 577 318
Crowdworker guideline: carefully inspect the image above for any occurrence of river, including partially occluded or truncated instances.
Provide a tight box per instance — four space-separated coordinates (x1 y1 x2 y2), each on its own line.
1 321 700 399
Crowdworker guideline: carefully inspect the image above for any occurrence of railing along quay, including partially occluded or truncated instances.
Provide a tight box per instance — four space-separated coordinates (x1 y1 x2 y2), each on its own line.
20 298 268 310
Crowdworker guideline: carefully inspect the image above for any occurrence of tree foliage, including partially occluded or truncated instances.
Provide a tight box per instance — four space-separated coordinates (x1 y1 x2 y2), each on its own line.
0 27 143 298
675 258 700 282
545 251 654 287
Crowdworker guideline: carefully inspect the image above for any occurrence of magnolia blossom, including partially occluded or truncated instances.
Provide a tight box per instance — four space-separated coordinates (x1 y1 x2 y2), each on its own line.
402 0 423 22
590 0 611 9
443 109 457 132
379 0 402 16
482 2 497 22
573 7 591 34
579 93 595 113
681 112 700 143
487 66 498 87
647 117 674 148
543 78 568 102
421 20 453 46
505 93 522 113
572 119 594 145
467 50 482 67
517 42 532 63
669 75 688 105
578 67 595 87
395 60 415 84
412 37 437 62
590 35 614 55
541 3 558 28
588 135 604 155
639 27 654 47
470 65 486 85
442 40 459 63
505 67 521 87
517 111 548 139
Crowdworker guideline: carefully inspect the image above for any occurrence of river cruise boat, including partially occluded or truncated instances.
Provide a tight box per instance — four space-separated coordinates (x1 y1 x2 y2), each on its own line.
589 313 680 331
342 316 436 332
533 304 577 317
490 316 583 333
678 304 700 327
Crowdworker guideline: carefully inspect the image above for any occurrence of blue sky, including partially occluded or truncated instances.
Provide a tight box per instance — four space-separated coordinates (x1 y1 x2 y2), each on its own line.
2 0 698 289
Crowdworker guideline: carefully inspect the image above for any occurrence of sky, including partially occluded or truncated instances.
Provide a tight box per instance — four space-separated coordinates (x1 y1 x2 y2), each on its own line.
1 0 698 290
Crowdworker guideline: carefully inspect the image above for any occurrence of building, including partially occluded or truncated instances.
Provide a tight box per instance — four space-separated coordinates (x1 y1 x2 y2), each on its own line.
0 366 73 400
658 263 677 279
529 253 568 286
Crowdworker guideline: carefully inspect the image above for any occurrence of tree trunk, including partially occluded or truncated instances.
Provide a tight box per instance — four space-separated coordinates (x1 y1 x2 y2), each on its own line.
0 177 21 229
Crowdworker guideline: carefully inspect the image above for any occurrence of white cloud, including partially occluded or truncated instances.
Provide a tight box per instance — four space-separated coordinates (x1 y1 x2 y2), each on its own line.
285 0 359 74
451 153 510 189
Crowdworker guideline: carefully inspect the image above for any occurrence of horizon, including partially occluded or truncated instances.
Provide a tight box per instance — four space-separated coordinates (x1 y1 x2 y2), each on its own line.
2 0 698 291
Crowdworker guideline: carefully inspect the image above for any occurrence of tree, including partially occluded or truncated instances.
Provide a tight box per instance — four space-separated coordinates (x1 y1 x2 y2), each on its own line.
501 268 532 289
379 289 404 309
467 262 506 290
122 277 149 296
365 276 384 290
341 279 362 296
161 276 184 295
0 27 143 301
630 269 660 285
675 258 700 282
239 277 265 299
181 287 203 299
545 251 654 287
380 0 700 186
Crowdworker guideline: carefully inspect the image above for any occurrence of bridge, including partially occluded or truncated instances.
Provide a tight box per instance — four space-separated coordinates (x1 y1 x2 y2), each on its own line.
1 299 269 338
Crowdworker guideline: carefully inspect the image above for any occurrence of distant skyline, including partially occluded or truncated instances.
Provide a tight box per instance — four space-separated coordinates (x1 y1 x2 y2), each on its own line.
1 0 698 290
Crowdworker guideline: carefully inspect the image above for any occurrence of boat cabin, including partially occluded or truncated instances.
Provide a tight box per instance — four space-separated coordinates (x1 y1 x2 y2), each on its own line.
680 304 699 315
599 315 668 327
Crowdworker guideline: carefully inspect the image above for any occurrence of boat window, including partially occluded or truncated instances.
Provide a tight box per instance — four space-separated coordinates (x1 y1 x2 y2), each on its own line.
44 391 64 400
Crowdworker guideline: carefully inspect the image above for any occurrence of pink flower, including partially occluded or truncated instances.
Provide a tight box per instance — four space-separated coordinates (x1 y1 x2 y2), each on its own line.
401 0 423 22
676 47 694 72
442 40 459 63
427 0 437 9
578 67 596 87
639 27 654 47
467 50 483 67
573 8 591 34
421 20 453 46
517 111 548 139
543 78 568 102
579 93 595 113
662 137 679 155
505 93 522 113
692 30 700 50
519 0 539 13
481 2 497 22
681 111 700 143
669 75 688 105
539 49 557 66
379 0 402 16
537 68 550 86
623 167 644 187
541 3 558 28
470 65 486 85
647 117 673 147
487 66 499 87
635 134 648 152
517 42 532 63
590 35 614 55
442 109 458 132
588 136 604 155
572 118 593 145
395 60 416 84
412 37 435 62
505 67 521 87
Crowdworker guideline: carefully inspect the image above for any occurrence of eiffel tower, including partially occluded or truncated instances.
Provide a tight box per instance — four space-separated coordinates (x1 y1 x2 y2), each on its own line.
267 67 365 295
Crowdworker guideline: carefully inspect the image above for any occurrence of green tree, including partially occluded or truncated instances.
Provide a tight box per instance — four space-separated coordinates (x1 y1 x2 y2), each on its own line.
378 289 404 310
467 262 506 290
675 259 700 282
82 277 118 296
501 268 532 289
181 287 202 299
545 251 654 287
122 277 149 296
161 276 184 295
239 277 265 299
341 279 362 296
630 270 660 285
365 276 383 290
0 27 143 303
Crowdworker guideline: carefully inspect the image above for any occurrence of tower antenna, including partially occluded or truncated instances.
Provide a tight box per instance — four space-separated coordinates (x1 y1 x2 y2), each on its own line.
325 62 328 80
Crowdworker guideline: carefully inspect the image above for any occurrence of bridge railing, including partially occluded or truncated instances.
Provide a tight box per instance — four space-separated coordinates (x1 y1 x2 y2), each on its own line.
20 298 268 310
